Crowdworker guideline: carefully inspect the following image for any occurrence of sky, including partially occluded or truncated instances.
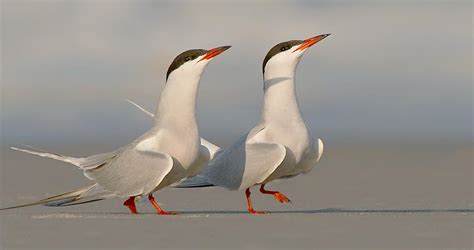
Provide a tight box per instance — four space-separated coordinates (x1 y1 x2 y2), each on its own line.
1 0 472 148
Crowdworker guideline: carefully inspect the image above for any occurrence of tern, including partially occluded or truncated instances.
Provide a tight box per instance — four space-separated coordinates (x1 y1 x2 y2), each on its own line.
2 46 231 214
177 35 329 213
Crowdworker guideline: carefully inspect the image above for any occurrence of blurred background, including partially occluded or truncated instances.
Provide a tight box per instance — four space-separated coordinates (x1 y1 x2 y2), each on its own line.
1 0 472 148
0 1 472 249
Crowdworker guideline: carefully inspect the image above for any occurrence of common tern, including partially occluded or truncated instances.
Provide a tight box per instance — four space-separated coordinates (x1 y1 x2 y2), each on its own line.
178 35 329 214
2 46 231 214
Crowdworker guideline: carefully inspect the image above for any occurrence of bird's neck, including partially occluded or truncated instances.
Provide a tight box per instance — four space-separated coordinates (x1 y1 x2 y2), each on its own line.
260 66 304 125
154 73 201 132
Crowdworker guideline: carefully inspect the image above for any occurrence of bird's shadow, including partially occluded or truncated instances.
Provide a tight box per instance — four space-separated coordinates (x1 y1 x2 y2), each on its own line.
51 208 474 216
171 208 474 215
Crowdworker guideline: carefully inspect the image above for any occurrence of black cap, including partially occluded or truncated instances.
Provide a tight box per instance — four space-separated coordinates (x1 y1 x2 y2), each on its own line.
262 40 303 74
166 49 207 81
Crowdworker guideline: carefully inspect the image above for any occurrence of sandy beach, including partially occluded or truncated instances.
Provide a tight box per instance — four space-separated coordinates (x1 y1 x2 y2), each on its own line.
1 144 472 249
2 0 472 249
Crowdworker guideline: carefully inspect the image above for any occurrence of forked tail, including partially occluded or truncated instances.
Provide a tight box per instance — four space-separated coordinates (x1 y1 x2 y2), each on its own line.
10 145 118 170
0 184 109 210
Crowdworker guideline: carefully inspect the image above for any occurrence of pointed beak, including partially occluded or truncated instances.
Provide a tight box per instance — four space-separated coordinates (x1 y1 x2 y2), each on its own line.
198 45 232 62
294 34 330 52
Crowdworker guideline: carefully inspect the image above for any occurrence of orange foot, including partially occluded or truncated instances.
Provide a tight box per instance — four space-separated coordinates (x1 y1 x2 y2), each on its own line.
248 208 270 214
273 192 291 203
245 188 270 215
123 196 138 214
148 194 178 215
157 210 178 215
259 184 292 204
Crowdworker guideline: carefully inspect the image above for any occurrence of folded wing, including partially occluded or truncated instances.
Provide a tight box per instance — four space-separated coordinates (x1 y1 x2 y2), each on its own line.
202 134 287 190
84 147 173 197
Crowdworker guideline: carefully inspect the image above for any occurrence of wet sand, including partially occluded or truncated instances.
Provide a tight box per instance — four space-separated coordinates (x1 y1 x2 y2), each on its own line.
1 144 472 249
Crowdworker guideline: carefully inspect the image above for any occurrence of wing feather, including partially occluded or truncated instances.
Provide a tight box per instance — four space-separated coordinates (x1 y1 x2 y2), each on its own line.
203 134 286 190
84 147 173 197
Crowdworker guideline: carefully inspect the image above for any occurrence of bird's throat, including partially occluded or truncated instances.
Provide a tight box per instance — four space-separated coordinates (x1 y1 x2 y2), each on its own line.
154 74 200 132
261 71 304 125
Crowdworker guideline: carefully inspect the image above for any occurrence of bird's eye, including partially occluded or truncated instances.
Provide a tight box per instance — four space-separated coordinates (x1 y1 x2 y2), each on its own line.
185 56 192 61
280 47 287 51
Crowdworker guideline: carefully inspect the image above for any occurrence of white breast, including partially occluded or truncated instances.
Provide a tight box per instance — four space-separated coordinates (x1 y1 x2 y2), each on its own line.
254 123 310 183
136 130 200 170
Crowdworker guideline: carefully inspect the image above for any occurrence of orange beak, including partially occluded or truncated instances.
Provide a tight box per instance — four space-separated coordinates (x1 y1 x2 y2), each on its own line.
294 34 330 52
198 45 232 62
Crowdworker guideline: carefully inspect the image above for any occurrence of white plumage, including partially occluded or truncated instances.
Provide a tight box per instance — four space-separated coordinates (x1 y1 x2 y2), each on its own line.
3 46 231 213
178 35 330 213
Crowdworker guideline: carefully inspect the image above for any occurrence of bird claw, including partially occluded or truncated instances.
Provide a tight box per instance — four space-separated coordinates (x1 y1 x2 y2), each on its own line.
274 192 291 204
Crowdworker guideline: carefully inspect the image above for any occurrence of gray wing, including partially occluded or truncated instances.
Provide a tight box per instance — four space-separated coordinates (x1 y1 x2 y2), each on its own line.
78 150 122 169
202 132 286 190
83 146 173 197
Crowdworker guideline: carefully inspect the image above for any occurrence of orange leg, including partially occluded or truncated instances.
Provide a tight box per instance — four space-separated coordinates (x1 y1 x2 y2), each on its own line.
259 184 291 203
123 196 138 214
148 194 177 215
245 188 269 214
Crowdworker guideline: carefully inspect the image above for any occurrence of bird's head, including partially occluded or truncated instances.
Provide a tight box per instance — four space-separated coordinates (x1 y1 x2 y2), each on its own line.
262 34 330 75
166 46 231 82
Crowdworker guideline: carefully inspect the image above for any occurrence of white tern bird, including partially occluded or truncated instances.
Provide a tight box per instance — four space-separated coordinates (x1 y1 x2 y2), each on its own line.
2 46 231 214
177 35 329 214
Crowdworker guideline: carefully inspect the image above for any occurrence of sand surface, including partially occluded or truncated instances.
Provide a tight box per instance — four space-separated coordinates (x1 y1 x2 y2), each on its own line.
1 144 472 249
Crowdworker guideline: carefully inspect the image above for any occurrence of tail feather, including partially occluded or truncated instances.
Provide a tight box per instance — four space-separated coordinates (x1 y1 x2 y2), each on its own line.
10 145 118 170
126 99 154 118
174 175 214 188
59 198 106 207
10 145 83 167
0 184 109 210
